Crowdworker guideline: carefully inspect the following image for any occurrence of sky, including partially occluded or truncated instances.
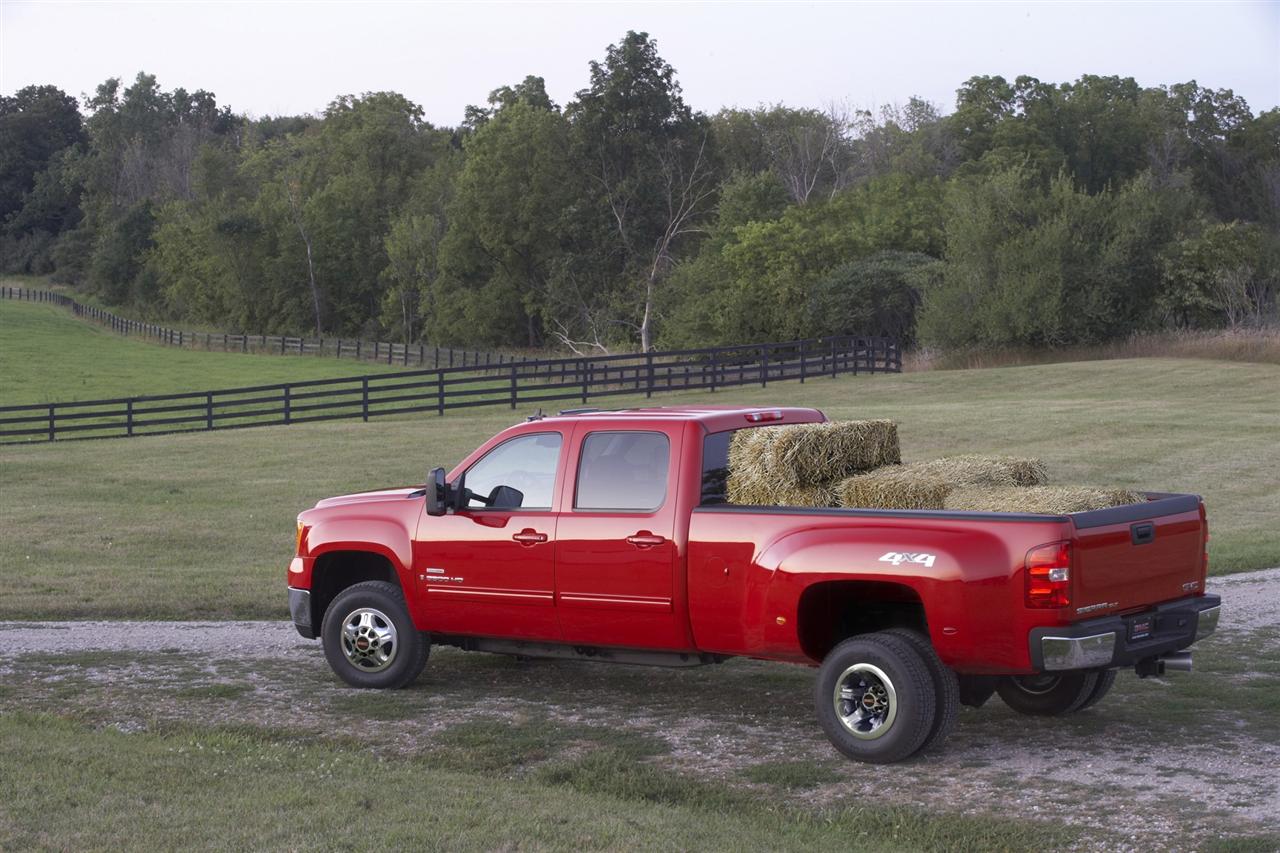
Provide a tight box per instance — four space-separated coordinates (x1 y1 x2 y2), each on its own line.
2 1 1277 124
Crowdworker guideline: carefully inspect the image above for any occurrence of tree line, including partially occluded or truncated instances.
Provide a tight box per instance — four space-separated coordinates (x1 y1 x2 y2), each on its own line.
2 31 1277 352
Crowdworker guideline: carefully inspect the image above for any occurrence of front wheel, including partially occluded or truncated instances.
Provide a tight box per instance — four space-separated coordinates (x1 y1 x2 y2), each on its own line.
321 581 429 689
814 633 937 764
996 671 1100 716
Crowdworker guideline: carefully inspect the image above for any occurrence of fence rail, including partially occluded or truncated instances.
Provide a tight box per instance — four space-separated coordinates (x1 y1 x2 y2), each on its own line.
0 335 900 443
0 285 514 369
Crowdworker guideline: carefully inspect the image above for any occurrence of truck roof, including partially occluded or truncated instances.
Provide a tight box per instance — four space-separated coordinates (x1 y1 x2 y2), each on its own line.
539 405 826 432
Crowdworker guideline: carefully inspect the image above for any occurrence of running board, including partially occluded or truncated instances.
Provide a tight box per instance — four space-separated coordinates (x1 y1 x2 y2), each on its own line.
434 635 728 668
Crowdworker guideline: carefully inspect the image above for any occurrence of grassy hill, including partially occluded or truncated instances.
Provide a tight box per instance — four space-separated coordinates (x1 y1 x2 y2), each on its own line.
0 357 1275 620
0 298 405 405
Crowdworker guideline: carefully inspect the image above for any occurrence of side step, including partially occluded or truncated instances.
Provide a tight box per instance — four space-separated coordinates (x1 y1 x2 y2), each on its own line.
434 635 728 668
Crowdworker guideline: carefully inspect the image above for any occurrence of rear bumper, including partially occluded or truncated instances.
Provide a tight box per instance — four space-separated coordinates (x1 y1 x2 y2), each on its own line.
288 587 315 639
1030 594 1221 672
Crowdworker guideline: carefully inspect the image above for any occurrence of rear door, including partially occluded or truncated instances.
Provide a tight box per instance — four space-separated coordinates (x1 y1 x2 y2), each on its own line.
554 425 691 649
1071 496 1207 618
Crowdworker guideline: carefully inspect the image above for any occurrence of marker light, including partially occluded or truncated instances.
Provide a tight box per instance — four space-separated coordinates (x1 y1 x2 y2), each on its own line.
745 410 784 423
1026 541 1071 608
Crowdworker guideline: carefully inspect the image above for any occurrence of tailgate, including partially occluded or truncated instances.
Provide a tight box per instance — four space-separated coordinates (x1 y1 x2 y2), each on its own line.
1070 494 1207 618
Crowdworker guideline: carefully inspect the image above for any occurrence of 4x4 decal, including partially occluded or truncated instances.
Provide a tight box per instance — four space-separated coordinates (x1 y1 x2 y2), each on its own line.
878 551 937 568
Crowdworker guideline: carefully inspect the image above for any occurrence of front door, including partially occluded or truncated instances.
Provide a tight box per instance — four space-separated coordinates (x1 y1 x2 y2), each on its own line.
554 426 689 649
414 431 564 640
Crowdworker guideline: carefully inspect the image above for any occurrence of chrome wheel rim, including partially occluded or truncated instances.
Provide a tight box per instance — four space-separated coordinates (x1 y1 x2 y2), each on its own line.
1011 674 1061 695
834 663 897 740
340 607 398 672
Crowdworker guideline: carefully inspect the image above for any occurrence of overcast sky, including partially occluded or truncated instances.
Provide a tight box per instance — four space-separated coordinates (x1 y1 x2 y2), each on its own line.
2 1 1277 123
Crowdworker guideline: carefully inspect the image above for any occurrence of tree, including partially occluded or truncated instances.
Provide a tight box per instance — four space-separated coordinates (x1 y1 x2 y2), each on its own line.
435 93 576 347
568 31 718 351
0 85 84 224
806 251 941 344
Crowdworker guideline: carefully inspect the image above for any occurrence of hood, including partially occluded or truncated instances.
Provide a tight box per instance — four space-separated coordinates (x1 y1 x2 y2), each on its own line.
312 487 421 509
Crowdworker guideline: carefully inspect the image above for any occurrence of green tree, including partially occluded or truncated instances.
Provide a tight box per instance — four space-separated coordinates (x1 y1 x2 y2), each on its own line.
567 31 718 351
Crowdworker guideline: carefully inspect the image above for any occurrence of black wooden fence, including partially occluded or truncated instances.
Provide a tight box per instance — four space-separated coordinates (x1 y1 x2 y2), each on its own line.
0 336 900 443
0 285 513 369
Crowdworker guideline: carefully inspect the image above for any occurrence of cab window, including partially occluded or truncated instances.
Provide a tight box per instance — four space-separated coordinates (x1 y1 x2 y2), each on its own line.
574 431 670 512
700 431 732 505
462 432 562 509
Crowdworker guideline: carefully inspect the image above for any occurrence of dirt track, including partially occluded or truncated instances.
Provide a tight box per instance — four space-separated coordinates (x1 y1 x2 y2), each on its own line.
2 568 1277 850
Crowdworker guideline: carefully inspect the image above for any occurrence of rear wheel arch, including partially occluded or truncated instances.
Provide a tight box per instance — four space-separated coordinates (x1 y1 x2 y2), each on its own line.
796 579 929 663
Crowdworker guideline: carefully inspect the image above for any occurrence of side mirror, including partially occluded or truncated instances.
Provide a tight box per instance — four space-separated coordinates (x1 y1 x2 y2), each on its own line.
487 485 525 509
425 467 448 516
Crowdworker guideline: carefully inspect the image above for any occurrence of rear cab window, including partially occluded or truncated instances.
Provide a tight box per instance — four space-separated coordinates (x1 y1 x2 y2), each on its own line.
574 431 671 512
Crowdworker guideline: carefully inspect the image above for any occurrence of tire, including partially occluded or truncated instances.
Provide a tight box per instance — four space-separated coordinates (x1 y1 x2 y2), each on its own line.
883 628 960 754
956 675 998 709
321 581 429 689
1076 669 1117 712
996 671 1100 716
814 632 937 764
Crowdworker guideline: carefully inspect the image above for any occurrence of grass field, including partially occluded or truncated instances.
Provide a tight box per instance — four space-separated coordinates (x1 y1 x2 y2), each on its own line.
0 712 1078 850
0 298 407 405
0 356 1276 620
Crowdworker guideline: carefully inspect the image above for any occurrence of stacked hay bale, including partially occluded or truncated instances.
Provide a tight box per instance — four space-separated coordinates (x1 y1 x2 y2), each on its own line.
944 486 1145 513
724 420 1145 515
726 420 899 508
834 454 1049 510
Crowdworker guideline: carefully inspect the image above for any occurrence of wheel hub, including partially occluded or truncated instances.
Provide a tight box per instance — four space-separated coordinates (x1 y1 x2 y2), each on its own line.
340 607 398 672
834 663 898 740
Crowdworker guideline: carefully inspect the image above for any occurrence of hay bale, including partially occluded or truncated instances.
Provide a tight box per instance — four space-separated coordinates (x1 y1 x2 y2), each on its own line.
944 486 1147 514
836 469 953 510
766 420 900 487
898 455 1049 487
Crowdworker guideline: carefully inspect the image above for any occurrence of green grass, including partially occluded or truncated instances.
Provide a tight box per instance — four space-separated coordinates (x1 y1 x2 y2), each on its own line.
0 356 1276 620
0 712 1075 851
0 298 409 405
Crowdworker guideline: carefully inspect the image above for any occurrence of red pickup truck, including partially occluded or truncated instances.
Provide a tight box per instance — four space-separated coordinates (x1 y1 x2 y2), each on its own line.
287 406 1220 763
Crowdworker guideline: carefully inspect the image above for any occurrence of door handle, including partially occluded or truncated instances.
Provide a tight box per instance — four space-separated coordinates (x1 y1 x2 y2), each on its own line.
512 529 547 546
626 532 666 548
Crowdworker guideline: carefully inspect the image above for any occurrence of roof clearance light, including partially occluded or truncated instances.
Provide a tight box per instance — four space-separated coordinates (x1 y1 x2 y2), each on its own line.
745 410 784 423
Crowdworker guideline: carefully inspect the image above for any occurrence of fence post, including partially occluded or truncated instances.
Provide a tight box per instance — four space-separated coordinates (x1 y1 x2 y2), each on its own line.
830 339 838 378
206 393 214 430
580 360 588 404
761 344 769 388
47 405 54 442
799 340 807 383
510 362 518 409
437 371 444 416
710 352 718 392
362 378 369 422
284 385 292 424
646 352 654 398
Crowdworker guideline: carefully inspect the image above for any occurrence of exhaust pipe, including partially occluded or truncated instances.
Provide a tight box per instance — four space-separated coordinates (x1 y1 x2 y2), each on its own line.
1135 651 1193 677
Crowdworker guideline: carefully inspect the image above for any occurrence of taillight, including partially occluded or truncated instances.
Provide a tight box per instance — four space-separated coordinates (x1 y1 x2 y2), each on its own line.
1026 541 1071 608
1200 503 1210 577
